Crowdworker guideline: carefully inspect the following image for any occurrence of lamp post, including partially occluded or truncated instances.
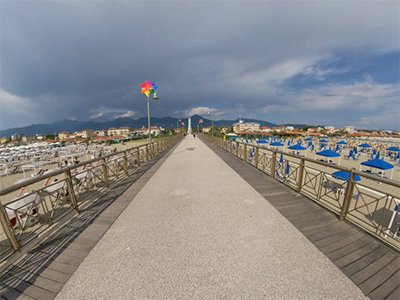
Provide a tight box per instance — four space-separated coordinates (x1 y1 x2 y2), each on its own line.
208 111 214 144
140 81 159 158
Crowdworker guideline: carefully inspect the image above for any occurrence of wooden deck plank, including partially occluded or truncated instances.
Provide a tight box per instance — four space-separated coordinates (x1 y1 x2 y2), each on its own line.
319 231 365 254
341 246 389 277
335 241 383 269
328 236 373 261
384 284 400 300
358 258 400 295
312 227 359 247
368 270 400 300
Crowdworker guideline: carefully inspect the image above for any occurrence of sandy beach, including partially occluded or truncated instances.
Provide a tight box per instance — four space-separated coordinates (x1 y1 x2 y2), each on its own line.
0 139 151 204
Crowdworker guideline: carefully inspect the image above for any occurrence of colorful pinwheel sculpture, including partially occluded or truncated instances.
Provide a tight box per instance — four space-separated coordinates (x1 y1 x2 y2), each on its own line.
140 81 158 97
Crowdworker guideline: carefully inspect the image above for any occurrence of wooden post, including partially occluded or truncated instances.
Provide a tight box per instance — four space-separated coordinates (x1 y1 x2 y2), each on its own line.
271 151 277 179
101 158 109 188
64 169 80 214
236 142 239 157
136 149 140 167
0 202 21 251
255 147 259 169
340 169 356 221
122 152 129 176
297 158 305 193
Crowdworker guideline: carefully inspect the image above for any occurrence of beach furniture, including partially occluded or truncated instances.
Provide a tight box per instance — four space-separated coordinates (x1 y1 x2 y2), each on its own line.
5 193 42 231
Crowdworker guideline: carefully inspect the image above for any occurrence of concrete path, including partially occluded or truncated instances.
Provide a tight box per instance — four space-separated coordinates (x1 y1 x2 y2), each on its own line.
55 136 368 299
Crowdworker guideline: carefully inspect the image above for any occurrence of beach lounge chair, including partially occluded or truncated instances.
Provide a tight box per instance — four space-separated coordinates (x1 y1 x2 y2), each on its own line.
5 193 42 231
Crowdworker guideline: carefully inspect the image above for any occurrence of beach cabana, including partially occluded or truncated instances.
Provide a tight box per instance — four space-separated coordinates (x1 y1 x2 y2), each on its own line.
315 149 341 165
360 159 394 179
332 171 361 182
288 144 307 157
270 141 284 150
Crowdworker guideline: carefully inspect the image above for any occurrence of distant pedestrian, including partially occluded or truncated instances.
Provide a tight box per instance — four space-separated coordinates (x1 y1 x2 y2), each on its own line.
193 133 196 138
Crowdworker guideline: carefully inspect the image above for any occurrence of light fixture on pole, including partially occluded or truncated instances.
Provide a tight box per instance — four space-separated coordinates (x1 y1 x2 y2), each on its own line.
208 111 214 144
140 81 159 157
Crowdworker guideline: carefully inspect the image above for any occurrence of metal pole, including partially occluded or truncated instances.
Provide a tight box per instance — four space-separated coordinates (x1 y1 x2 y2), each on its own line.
147 96 152 157
212 113 214 144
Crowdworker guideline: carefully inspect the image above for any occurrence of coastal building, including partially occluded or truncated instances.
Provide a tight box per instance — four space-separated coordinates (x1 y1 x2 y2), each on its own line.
22 136 37 143
108 127 131 136
36 134 47 140
82 129 95 139
344 125 355 134
233 121 260 133
97 130 108 137
58 131 69 140
261 126 272 133
202 127 212 133
134 126 163 136
11 133 26 141
1 137 10 144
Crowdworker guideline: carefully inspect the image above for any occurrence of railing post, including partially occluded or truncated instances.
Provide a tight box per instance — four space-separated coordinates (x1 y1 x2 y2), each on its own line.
297 158 305 193
0 202 21 251
146 146 150 161
235 142 239 157
255 147 259 169
101 158 109 188
271 151 277 179
136 149 141 167
244 144 247 162
122 151 129 176
230 140 233 154
340 168 356 221
64 169 80 214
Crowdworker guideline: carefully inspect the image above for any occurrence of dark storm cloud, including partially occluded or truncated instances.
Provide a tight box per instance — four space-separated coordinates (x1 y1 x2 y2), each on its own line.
0 1 398 130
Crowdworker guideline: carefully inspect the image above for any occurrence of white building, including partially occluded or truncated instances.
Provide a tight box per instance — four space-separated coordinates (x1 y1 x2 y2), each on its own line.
233 120 260 133
344 125 355 134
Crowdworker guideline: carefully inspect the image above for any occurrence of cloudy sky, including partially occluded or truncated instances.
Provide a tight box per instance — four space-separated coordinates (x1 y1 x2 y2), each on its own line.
1 1 399 131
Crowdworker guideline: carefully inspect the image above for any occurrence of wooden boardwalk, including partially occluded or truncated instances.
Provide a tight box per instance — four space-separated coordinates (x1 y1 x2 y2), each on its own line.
203 138 399 300
0 145 177 300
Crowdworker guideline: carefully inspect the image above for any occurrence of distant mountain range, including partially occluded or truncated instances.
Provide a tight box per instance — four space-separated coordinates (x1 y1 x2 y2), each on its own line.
0 115 311 137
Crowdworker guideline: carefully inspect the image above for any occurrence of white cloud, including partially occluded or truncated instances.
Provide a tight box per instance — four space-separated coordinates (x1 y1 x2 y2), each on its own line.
183 107 218 118
120 110 135 118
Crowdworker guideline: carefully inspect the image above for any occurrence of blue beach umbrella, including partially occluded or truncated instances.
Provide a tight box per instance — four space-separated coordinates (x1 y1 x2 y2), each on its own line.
285 162 290 175
305 138 313 141
386 147 400 152
336 141 348 145
288 144 307 151
319 139 329 144
359 143 372 149
270 142 284 147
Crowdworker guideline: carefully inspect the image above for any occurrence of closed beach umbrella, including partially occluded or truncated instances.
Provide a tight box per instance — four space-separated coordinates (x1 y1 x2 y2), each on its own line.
279 154 284 163
285 162 290 175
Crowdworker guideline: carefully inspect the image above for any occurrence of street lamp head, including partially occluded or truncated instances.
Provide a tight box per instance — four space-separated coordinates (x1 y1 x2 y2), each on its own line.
152 92 159 100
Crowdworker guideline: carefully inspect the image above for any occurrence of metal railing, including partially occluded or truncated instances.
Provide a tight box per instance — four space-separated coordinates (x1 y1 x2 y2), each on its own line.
203 134 400 251
0 135 182 264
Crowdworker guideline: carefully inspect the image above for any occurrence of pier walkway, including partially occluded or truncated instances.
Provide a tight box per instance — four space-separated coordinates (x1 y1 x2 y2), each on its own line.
1 136 397 299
